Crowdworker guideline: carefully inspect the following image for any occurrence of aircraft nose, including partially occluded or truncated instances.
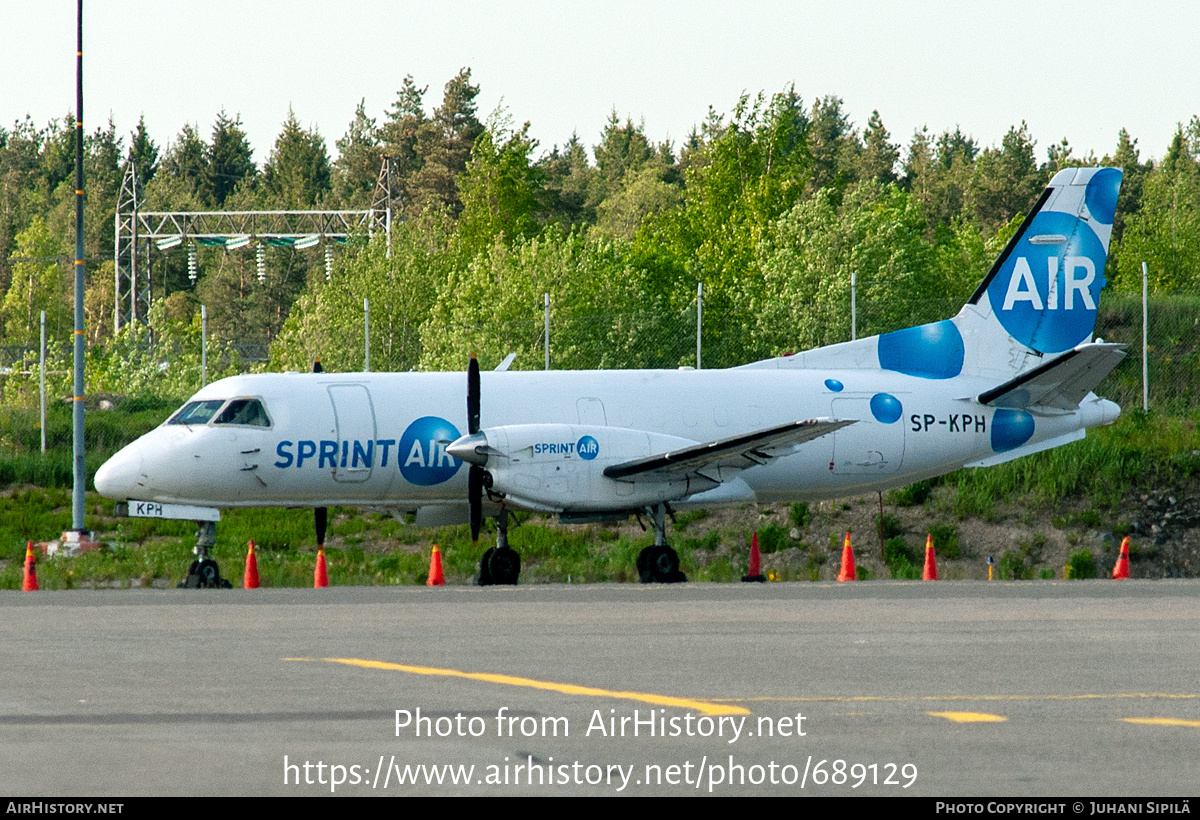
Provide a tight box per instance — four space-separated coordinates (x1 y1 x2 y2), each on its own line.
94 446 144 499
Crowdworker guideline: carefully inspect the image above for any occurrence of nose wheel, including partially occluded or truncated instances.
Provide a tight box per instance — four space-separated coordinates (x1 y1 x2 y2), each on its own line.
178 521 232 589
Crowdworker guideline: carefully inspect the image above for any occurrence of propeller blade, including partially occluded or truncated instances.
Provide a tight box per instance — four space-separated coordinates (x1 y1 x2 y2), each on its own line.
315 506 327 548
467 353 480 435
468 466 483 543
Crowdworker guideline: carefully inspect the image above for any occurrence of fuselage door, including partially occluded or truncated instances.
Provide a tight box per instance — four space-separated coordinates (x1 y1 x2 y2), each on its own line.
830 396 905 475
328 384 377 483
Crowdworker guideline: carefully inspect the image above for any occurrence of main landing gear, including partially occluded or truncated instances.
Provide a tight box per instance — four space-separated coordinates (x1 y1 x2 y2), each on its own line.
477 508 521 586
637 503 687 584
178 521 232 589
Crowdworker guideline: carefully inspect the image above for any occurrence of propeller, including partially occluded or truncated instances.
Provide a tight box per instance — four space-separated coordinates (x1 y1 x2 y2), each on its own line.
467 354 484 543
313 357 326 548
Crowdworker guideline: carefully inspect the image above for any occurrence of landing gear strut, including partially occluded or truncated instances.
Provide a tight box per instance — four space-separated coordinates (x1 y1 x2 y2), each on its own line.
637 504 686 584
477 508 521 586
179 521 232 589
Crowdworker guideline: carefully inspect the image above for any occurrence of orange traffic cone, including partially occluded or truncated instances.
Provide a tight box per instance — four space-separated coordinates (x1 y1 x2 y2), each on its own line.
244 540 260 589
1112 536 1131 580
742 532 766 582
314 547 329 588
922 533 939 581
22 541 38 591
837 532 857 582
426 545 445 586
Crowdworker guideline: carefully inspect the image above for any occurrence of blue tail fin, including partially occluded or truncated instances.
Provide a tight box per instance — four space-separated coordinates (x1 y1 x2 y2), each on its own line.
954 166 1123 376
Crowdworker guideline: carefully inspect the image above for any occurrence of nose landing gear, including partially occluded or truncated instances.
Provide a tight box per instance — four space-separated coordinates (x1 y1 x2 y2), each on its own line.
178 521 232 589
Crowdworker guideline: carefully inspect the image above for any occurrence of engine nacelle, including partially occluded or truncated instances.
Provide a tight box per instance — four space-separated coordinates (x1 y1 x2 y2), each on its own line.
453 424 714 512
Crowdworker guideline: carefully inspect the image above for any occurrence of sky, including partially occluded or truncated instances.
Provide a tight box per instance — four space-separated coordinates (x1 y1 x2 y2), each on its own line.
3 1 1197 167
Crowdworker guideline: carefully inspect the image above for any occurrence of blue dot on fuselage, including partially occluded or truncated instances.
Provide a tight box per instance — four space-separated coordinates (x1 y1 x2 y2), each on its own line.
824 378 844 392
878 320 965 379
991 409 1035 453
870 393 903 424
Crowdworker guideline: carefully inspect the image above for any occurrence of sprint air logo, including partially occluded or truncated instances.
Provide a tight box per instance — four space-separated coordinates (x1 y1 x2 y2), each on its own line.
987 209 1108 354
273 416 463 486
531 435 600 460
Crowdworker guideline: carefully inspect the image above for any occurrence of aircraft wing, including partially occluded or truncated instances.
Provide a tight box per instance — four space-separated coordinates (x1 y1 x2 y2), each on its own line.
977 342 1126 413
602 418 853 483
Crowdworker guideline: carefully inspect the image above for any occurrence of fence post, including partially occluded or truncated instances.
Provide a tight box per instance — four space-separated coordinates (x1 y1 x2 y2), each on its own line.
851 271 857 341
39 310 46 453
364 297 371 372
696 282 703 370
544 292 550 371
1142 261 1149 412
201 304 208 387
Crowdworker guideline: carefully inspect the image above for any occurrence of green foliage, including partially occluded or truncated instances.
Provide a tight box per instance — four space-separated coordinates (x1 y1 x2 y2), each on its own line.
998 549 1034 580
1112 124 1200 294
945 413 1200 516
883 535 916 567
876 511 903 540
928 523 960 560
87 302 252 400
677 530 720 553
887 480 933 507
673 509 709 531
456 123 543 255
749 182 956 356
2 216 65 344
756 523 790 554
1066 549 1098 580
271 226 448 373
788 502 810 529
261 109 332 209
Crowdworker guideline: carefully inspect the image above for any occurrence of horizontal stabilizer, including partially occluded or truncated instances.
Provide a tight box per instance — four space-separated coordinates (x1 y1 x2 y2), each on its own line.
977 343 1126 413
603 418 853 483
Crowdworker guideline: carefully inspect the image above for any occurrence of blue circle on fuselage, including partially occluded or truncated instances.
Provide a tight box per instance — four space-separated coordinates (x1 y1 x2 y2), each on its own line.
577 435 599 460
824 378 844 392
398 416 463 485
870 393 903 424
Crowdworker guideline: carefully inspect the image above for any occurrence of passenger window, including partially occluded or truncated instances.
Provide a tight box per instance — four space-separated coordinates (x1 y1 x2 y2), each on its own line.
168 400 226 426
214 398 271 427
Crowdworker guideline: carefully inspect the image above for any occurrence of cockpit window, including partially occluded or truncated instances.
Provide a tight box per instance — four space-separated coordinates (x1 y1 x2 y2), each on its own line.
213 398 271 427
167 400 226 426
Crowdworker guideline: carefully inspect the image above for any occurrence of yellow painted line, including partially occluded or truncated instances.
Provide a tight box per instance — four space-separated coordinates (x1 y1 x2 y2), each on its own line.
1122 717 1200 728
714 692 1200 703
927 711 1007 724
287 657 749 717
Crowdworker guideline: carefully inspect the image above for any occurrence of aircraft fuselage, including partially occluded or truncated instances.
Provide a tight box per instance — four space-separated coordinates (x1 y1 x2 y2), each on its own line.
94 367 1118 512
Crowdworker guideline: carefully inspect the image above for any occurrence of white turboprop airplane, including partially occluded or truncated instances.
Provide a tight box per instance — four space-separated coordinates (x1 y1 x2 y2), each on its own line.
96 167 1125 587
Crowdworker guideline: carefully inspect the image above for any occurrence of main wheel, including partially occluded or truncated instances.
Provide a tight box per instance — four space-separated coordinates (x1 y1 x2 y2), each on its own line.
488 547 521 585
636 547 654 583
652 546 680 582
477 547 496 586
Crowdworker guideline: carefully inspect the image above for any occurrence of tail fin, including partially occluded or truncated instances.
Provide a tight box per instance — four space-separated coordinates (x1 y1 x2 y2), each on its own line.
740 167 1123 382
952 166 1123 378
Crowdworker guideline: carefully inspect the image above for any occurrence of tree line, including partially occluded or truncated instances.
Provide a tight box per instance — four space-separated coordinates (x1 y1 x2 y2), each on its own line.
1 68 1198 394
